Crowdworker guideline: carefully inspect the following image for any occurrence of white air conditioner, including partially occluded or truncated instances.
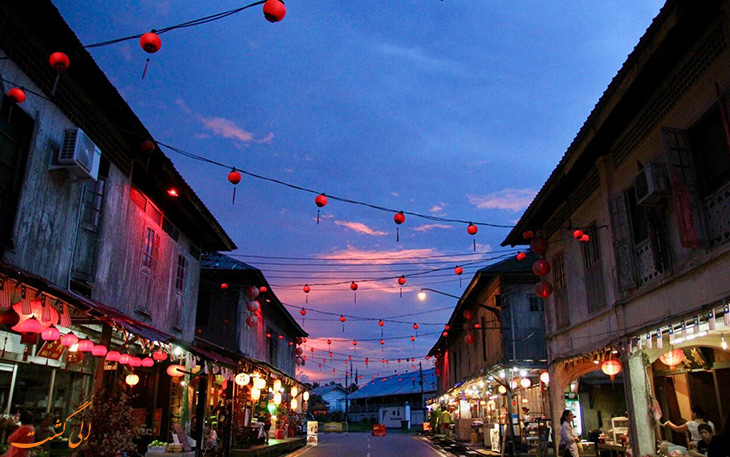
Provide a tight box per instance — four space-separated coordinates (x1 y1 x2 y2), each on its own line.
634 162 668 205
49 128 101 181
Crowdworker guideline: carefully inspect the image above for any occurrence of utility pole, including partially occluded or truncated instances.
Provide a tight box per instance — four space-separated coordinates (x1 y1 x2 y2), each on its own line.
505 368 515 457
345 371 349 433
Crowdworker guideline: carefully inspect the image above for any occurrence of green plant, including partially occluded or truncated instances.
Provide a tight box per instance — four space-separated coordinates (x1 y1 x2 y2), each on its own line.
72 389 149 457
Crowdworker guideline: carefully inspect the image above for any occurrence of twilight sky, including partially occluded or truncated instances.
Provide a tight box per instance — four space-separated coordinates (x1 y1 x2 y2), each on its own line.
52 0 664 384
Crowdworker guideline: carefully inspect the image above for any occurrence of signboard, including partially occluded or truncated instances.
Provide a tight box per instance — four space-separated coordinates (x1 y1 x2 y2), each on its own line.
66 351 83 364
306 421 318 445
37 340 65 360
321 422 343 432
153 409 162 436
564 393 582 436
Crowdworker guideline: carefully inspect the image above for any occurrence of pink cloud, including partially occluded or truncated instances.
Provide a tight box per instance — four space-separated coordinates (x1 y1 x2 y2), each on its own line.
198 116 273 145
413 223 452 232
334 221 387 236
318 246 441 265
466 188 537 212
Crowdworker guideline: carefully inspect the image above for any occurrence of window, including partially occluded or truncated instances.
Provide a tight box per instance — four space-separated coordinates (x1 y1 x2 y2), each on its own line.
142 227 157 270
175 255 186 291
689 105 730 196
81 179 105 228
552 253 570 328
582 225 607 312
529 296 543 312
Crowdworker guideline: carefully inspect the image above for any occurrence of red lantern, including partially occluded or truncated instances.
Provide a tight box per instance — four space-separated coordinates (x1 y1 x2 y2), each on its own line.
153 350 167 361
295 347 303 356
530 236 548 255
410 336 415 342
246 315 258 327
516 251 527 261
106 351 121 362
352 340 357 346
580 234 590 243
350 281 358 291
247 286 259 299
463 310 475 321
91 345 108 357
310 347 314 353
573 229 584 239
315 194 328 207
340 315 346 323
259 286 268 294
394 212 405 224
167 365 186 377
8 88 26 104
246 300 260 313
41 326 60 341
467 223 478 235
465 333 475 345
220 283 228 290
532 259 551 277
474 323 482 329
300 308 307 316
228 169 242 185
327 339 331 345
398 275 406 285
60 333 79 347
297 337 303 345
455 266 463 275
378 320 384 327
442 331 448 337
303 284 310 293
263 0 286 22
534 281 554 298
279 335 284 340
20 317 42 333
0 309 19 326
140 32 161 53
601 360 622 380
413 323 419 330
142 357 155 368
380 339 385 345
659 349 685 369
444 325 450 331
141 140 155 153
49 52 69 72
77 339 94 352
523 230 534 240
289 341 294 346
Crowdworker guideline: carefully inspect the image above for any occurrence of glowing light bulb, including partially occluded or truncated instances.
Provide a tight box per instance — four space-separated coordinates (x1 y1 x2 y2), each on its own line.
418 291 426 301
722 337 728 351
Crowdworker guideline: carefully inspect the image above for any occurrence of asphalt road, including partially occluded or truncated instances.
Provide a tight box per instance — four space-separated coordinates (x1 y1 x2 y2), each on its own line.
290 432 445 457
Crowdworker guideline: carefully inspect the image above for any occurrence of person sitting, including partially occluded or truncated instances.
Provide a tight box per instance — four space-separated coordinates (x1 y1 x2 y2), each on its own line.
664 406 716 446
688 424 714 457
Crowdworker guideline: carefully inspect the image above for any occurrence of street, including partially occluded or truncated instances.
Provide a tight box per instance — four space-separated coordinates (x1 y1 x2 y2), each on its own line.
290 433 445 457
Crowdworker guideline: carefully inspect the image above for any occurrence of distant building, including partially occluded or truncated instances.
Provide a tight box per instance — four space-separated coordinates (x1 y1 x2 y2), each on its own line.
310 384 349 413
349 368 436 428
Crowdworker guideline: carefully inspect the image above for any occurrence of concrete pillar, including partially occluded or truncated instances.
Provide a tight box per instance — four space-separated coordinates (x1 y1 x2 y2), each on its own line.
547 363 565 457
623 352 655 457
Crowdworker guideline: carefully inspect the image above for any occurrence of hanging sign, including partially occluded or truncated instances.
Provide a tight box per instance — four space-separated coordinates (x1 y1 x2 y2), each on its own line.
37 340 65 360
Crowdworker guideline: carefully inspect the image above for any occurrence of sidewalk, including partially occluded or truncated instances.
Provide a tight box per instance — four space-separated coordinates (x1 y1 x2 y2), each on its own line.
422 434 553 457
230 437 306 457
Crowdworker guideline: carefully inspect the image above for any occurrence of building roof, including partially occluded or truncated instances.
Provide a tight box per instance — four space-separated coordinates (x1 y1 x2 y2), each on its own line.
201 252 307 337
310 384 347 397
0 0 235 252
501 0 724 246
427 252 537 356
349 368 437 401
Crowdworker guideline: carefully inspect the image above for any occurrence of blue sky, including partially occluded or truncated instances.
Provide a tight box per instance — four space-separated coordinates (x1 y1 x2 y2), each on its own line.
52 0 664 383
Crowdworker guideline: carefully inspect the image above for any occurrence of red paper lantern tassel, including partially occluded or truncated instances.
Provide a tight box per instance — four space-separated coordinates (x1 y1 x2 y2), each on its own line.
396 227 400 242
141 58 151 80
60 303 71 327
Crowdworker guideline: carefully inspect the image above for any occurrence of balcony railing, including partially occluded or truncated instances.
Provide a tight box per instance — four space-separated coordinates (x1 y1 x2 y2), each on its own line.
703 179 730 247
635 239 662 286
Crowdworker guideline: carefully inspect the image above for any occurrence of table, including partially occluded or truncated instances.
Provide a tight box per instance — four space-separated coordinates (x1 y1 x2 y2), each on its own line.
597 442 626 457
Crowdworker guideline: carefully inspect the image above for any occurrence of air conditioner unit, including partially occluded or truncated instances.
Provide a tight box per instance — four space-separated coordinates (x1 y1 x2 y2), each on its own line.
634 162 668 206
50 128 101 181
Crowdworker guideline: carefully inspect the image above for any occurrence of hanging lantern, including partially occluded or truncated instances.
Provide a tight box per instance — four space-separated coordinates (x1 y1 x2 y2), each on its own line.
291 398 298 410
141 140 156 153
314 194 327 224
77 339 94 352
465 333 475 345
516 251 527 261
220 283 229 290
303 284 310 293
659 349 685 369
300 308 307 316
140 32 161 53
106 351 121 362
520 378 532 389
227 168 242 205
61 333 79 348
291 385 298 397
246 315 258 327
398 276 406 286
410 336 415 342
463 309 475 321
263 0 287 22
442 331 448 337
251 387 261 401
255 378 267 390
413 323 419 330
378 320 384 327
119 354 131 365
393 211 405 241
19 317 42 333
454 266 463 275
141 357 154 367
246 300 260 313
303 391 309 402
41 326 60 341
271 379 281 391
573 229 584 239
259 286 268 294
153 350 167 361
467 223 478 251
523 230 534 240
91 345 108 357
295 347 303 356
532 259 551 277
534 281 554 298
0 309 20 326
540 371 550 384
247 286 260 299
125 374 140 387
580 234 590 243
235 373 250 386
7 88 26 104
129 357 142 368
167 365 186 377
601 360 622 380
49 52 69 72
530 236 548 255
352 340 357 347
380 339 385 345
274 392 282 405
340 315 346 323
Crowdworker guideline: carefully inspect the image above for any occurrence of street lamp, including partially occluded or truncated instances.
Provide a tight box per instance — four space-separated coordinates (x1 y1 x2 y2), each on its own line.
418 288 501 320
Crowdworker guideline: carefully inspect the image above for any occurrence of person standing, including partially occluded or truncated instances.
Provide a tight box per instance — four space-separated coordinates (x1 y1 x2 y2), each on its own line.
664 406 716 445
560 410 580 457
3 411 34 457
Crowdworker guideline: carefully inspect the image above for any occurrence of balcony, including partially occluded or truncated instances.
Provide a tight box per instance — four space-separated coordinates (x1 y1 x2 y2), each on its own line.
703 179 730 247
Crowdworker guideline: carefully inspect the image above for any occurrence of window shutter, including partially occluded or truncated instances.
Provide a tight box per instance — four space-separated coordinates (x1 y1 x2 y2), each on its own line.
662 128 706 248
609 193 637 290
